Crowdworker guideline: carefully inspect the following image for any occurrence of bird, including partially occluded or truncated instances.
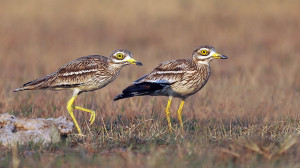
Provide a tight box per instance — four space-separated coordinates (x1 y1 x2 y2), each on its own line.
14 49 142 135
114 45 227 132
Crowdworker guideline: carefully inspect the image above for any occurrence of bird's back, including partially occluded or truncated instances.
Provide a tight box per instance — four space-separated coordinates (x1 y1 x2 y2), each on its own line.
14 55 113 92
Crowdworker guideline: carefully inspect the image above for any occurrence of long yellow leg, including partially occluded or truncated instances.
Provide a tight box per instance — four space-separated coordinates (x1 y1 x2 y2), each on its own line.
165 96 173 132
67 94 96 135
67 95 83 135
177 100 185 131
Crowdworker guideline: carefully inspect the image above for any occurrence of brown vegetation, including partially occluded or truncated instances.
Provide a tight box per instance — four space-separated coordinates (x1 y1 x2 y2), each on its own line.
0 0 300 167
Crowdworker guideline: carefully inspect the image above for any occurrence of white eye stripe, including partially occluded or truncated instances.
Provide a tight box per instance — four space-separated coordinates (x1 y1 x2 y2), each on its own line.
196 55 211 59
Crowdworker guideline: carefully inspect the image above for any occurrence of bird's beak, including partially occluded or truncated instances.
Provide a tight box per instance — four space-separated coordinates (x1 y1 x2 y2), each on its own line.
212 53 228 59
127 58 143 66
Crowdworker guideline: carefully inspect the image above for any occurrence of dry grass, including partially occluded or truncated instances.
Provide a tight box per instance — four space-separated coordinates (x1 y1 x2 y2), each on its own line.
0 0 300 167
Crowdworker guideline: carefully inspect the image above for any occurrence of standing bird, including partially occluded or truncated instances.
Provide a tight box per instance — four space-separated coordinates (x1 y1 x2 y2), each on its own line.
14 49 142 135
114 45 227 131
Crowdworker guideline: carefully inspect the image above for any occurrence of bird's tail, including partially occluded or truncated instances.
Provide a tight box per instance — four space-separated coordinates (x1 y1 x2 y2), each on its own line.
114 82 165 101
13 75 51 92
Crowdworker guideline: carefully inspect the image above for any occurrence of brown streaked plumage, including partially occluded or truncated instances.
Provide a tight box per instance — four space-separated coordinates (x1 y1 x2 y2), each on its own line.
114 45 228 132
14 49 142 135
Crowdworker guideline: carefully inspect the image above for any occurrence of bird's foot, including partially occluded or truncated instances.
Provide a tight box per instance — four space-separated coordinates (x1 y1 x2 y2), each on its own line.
89 111 96 125
168 124 174 132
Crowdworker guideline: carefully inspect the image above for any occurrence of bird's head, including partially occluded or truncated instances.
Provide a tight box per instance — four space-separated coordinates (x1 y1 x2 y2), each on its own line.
110 49 143 66
192 45 228 64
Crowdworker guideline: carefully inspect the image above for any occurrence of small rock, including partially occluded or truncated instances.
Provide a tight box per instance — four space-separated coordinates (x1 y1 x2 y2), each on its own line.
0 113 73 147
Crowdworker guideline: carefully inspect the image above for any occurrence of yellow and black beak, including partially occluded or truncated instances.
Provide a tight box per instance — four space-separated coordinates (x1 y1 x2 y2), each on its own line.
212 53 228 59
127 58 143 66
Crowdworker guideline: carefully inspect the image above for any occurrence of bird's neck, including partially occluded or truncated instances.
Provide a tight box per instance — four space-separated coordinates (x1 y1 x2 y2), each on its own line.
107 60 127 71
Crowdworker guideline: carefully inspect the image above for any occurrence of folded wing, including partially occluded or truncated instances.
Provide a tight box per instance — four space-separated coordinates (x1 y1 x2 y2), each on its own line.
114 59 192 100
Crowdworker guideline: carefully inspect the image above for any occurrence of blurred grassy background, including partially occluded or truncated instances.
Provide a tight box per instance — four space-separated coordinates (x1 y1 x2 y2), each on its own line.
1 0 300 167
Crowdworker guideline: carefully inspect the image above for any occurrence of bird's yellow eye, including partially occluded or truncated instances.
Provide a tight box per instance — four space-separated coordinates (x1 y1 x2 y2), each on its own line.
200 49 209 56
116 53 124 60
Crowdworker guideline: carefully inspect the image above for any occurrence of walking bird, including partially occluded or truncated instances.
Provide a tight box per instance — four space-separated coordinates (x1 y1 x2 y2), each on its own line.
14 49 142 135
114 45 227 131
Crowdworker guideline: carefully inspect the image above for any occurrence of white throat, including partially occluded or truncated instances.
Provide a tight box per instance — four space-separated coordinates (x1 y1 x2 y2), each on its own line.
196 59 212 65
